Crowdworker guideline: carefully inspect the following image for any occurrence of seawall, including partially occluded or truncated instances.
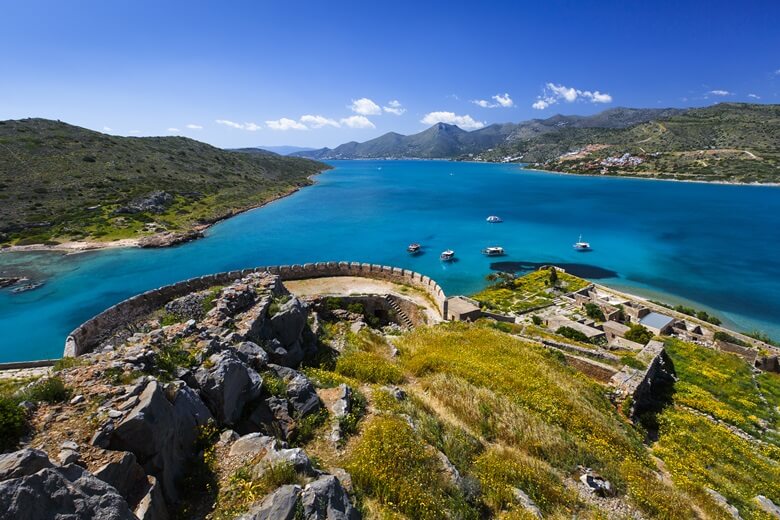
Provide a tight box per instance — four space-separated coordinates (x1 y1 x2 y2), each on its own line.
64 262 447 357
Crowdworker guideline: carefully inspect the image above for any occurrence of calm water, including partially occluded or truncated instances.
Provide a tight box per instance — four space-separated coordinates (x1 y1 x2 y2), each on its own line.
1 160 779 362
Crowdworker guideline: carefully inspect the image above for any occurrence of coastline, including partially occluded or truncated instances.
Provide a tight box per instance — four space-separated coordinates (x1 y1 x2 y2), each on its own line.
519 165 780 187
0 170 327 255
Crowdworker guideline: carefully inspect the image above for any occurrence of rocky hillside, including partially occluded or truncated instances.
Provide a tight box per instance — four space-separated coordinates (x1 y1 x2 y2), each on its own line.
0 271 778 519
0 119 328 246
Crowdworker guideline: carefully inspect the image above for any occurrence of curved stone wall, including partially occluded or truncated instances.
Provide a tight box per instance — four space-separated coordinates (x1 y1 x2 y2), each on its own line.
64 262 447 357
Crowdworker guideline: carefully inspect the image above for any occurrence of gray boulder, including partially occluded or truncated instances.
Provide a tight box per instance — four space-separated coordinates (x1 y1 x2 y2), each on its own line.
135 475 169 520
93 451 148 506
239 484 302 520
300 474 360 520
253 446 316 479
195 350 263 425
0 449 52 481
109 380 212 504
269 364 322 418
754 495 780 517
0 463 136 520
270 298 308 347
237 396 296 440
236 341 270 370
229 433 278 458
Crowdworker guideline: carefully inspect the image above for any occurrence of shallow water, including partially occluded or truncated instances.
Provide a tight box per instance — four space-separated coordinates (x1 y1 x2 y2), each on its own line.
1 160 779 361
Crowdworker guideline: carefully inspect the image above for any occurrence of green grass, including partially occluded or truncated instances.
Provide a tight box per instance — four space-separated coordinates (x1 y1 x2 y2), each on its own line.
333 329 405 384
473 269 590 314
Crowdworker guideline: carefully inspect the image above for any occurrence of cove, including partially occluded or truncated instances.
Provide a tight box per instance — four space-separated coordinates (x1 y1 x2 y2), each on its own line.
1 160 779 362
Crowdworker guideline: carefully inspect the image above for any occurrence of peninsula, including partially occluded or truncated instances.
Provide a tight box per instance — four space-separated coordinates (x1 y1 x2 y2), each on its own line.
0 119 329 250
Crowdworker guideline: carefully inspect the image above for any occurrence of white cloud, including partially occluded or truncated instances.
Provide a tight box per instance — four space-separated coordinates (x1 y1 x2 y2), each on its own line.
167 127 180 132
775 69 780 75
216 119 262 131
266 118 308 131
383 100 406 115
102 126 113 132
472 93 515 108
299 115 340 128
707 90 732 96
420 111 485 130
492 93 514 107
186 124 203 129
349 98 382 115
339 115 375 129
748 93 761 99
532 83 612 109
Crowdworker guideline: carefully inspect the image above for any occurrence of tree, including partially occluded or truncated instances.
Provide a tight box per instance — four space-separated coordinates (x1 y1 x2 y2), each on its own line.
548 267 558 286
625 323 652 345
584 303 606 321
486 271 516 288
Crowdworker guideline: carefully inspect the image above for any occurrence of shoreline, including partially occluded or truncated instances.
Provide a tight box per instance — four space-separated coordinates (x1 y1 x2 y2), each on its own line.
0 171 326 256
519 165 780 187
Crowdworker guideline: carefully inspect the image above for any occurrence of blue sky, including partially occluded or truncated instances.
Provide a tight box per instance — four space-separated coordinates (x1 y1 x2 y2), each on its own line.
1 0 778 148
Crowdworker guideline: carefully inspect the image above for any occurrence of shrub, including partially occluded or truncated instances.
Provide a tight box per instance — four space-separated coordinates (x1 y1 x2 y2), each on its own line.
261 372 287 397
555 326 590 343
624 324 652 345
21 376 70 403
53 356 86 372
584 303 605 321
0 397 26 451
289 409 328 446
531 315 543 326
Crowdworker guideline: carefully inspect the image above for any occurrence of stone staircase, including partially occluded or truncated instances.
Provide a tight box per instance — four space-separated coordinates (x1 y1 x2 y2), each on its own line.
385 294 414 328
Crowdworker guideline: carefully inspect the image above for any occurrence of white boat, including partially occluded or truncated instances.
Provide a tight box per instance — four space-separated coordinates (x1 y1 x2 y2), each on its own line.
486 215 503 223
482 246 505 256
573 235 591 251
440 250 455 261
407 243 421 254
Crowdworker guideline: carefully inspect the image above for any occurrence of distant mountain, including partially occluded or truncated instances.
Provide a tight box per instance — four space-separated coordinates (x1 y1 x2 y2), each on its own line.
236 145 316 156
292 107 686 160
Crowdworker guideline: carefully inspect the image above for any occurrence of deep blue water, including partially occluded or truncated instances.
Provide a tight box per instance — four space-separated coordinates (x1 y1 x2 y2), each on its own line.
1 160 779 362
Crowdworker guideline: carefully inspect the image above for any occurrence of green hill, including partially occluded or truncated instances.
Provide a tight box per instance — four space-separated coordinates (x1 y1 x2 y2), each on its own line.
0 118 328 246
481 103 780 183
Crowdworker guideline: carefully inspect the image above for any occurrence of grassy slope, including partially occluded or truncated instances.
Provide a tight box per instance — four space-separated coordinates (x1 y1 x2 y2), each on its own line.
254 317 780 520
0 118 328 245
482 103 780 183
472 269 590 313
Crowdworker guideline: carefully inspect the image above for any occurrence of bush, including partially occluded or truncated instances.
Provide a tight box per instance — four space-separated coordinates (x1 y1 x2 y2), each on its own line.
531 315 543 326
584 303 605 321
555 326 590 343
0 397 26 451
21 377 70 403
261 372 287 397
624 324 652 345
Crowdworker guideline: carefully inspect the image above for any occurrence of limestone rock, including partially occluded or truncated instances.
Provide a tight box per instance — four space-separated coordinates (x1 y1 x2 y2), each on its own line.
705 488 741 519
270 297 308 348
0 449 52 481
229 433 277 458
93 451 148 506
135 475 169 520
236 341 270 370
194 350 263 425
109 380 212 503
239 484 302 520
754 495 780 517
0 463 136 520
254 446 316 479
300 474 360 520
512 487 542 519
269 364 322 418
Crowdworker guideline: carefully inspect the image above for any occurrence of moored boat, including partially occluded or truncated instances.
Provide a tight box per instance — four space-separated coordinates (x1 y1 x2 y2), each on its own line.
486 215 503 223
573 235 591 251
440 249 455 261
481 246 505 256
407 243 421 254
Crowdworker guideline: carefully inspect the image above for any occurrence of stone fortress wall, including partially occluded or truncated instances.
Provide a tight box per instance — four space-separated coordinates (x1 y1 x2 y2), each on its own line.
64 262 447 357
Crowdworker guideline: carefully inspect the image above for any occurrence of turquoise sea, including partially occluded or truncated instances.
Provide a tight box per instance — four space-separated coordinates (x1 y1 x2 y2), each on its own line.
1 160 779 362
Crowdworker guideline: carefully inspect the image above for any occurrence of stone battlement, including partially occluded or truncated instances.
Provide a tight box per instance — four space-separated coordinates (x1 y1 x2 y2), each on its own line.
64 262 447 357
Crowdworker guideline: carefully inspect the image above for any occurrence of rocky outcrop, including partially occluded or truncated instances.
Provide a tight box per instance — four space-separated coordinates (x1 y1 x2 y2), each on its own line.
300 475 360 520
269 364 322 418
108 380 212 503
0 459 136 520
194 350 263 425
0 449 52 480
239 484 302 520
138 230 204 248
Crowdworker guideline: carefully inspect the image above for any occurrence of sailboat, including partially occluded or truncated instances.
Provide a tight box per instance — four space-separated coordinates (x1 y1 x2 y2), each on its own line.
573 235 591 251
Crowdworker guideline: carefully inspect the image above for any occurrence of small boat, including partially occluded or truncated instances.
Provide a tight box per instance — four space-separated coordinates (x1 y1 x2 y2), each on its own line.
11 281 44 294
440 250 455 261
407 243 421 254
573 235 591 251
486 215 503 223
482 246 505 257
